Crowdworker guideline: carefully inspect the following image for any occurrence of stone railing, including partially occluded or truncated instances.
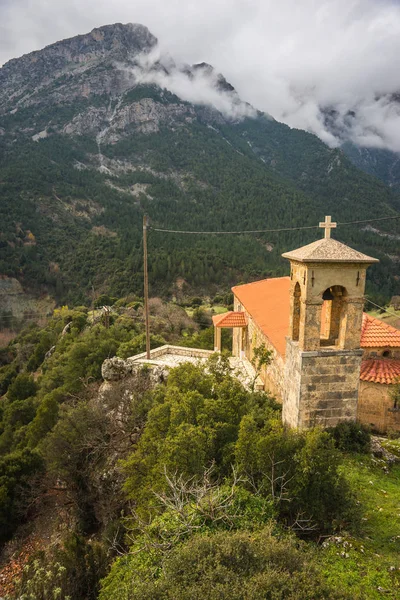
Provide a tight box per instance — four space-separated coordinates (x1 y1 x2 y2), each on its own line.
127 344 215 363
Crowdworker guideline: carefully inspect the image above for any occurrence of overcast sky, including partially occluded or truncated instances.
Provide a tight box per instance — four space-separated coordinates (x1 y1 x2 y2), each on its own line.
2 0 400 151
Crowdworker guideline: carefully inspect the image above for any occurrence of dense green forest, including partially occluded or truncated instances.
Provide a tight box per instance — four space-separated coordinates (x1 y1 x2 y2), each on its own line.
0 300 399 599
1 84 400 311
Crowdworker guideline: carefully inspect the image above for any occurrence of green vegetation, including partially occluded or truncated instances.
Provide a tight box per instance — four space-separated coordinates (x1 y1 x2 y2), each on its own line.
321 453 400 599
0 307 399 599
1 87 400 312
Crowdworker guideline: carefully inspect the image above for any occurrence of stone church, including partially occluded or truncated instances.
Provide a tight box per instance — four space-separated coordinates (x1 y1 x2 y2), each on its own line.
212 218 400 433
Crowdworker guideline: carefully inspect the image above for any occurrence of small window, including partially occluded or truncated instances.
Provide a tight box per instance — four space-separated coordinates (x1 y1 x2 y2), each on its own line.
382 350 391 358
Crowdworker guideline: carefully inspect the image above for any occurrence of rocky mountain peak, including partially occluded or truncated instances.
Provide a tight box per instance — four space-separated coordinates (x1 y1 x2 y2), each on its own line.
191 62 235 93
0 23 157 112
2 22 156 71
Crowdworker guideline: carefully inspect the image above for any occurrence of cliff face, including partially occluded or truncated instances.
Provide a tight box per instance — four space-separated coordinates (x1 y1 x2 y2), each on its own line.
0 23 239 143
0 24 157 112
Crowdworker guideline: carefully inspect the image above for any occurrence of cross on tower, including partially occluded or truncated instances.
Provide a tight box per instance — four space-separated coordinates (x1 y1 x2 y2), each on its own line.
319 215 337 239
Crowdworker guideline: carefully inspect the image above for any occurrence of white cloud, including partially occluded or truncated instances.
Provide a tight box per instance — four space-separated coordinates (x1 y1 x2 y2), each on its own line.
2 0 400 151
123 48 256 119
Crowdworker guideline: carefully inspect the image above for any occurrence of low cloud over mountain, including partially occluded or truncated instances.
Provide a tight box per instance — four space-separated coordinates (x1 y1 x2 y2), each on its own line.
2 0 400 151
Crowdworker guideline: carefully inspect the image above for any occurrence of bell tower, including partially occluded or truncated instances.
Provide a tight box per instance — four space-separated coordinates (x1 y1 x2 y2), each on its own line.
282 217 378 429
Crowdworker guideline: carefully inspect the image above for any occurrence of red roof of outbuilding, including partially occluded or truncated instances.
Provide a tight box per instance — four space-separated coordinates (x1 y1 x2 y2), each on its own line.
360 359 400 385
361 313 400 347
212 311 247 328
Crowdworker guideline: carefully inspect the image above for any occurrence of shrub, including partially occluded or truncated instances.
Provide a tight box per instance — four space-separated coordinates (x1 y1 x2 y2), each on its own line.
94 294 118 308
329 422 371 454
122 361 253 513
117 333 165 359
0 449 44 545
26 389 63 448
190 296 203 307
100 527 351 600
13 534 108 600
0 363 18 396
236 420 357 534
7 373 37 402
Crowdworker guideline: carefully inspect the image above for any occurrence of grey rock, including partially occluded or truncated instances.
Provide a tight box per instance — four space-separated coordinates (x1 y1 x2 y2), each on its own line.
130 362 169 385
45 345 56 360
371 436 399 465
101 356 133 381
0 23 157 112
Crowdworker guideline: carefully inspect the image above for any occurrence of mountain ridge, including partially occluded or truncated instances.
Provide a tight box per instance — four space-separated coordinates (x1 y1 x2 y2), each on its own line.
0 22 399 312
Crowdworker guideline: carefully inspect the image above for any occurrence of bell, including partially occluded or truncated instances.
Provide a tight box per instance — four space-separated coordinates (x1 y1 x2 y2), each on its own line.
322 288 334 301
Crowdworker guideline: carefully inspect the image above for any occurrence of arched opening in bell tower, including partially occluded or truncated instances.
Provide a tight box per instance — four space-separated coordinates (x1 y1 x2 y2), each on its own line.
292 282 301 341
320 285 347 347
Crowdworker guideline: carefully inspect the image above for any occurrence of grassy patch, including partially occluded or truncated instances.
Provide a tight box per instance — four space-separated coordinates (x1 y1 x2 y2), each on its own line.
321 454 400 599
210 304 228 314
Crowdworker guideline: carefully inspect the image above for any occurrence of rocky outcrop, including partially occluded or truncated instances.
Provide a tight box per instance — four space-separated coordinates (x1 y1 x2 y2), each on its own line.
63 98 195 138
0 24 157 112
101 356 169 385
371 436 399 465
101 357 133 381
0 276 55 322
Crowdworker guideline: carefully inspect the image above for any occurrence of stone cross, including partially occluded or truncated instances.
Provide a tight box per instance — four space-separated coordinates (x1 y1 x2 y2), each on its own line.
319 215 337 239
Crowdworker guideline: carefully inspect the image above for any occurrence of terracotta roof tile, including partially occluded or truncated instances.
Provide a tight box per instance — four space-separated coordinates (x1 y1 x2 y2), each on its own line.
232 277 291 356
360 359 400 385
212 312 247 328
361 314 400 347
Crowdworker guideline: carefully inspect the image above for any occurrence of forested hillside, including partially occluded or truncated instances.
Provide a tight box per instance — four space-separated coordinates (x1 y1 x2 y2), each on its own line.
0 23 400 315
0 302 399 599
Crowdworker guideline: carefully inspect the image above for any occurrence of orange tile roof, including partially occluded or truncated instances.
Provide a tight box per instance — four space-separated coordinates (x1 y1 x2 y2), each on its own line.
361 313 400 347
360 359 400 385
232 277 291 356
212 311 247 328
232 277 400 358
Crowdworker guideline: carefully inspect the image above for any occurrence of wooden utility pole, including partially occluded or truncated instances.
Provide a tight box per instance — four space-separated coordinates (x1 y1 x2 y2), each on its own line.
143 214 151 359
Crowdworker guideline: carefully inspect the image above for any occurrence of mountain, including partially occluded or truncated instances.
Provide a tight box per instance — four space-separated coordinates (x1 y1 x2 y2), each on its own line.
0 23 400 313
321 105 400 190
342 143 400 191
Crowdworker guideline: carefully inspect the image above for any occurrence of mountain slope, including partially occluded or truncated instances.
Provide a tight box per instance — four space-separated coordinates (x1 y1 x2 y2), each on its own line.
0 23 399 309
342 143 400 192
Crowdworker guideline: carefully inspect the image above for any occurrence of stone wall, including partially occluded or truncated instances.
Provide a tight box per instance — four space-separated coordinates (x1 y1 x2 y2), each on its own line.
283 339 362 429
233 295 285 399
282 338 302 426
358 381 400 433
128 344 214 363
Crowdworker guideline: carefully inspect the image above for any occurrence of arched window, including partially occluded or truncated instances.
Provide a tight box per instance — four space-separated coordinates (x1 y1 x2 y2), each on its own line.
292 282 301 342
320 285 347 347
382 350 391 358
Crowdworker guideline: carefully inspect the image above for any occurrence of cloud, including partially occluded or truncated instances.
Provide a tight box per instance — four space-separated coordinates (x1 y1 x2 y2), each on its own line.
2 0 400 151
124 48 256 120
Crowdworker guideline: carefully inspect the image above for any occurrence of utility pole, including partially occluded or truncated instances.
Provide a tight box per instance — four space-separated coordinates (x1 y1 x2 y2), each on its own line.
91 284 95 325
143 214 151 359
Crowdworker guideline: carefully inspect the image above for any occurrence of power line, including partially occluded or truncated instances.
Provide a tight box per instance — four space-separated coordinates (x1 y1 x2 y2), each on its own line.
364 299 400 319
150 215 400 235
0 313 52 320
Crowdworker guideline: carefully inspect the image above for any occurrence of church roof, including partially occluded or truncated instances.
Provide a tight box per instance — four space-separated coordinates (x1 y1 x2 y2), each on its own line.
361 313 400 347
360 359 400 385
282 238 378 264
232 277 400 358
212 312 247 328
232 277 291 356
